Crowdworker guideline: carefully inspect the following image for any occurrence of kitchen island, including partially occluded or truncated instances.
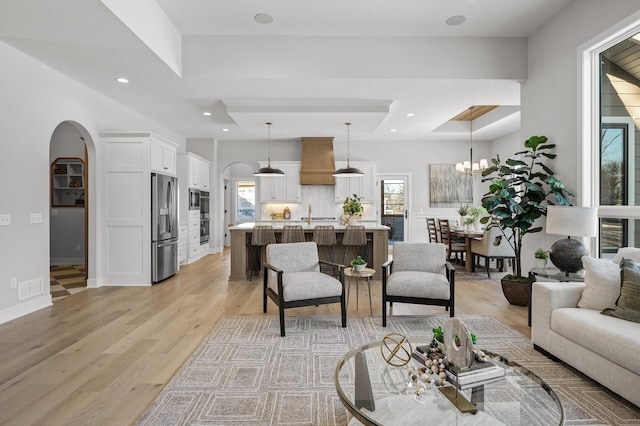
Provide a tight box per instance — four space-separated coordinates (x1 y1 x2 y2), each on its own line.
228 221 389 281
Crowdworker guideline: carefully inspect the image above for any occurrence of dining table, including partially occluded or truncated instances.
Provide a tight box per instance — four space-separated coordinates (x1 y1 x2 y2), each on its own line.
450 228 485 272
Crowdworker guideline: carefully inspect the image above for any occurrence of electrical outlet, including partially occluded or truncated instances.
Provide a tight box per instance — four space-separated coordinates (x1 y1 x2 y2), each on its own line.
51 209 58 216
76 245 81 252
10 277 17 289
30 213 43 224
0 214 10 226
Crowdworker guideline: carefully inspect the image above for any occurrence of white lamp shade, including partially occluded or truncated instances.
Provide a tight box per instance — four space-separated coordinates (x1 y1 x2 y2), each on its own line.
479 159 489 169
546 206 598 238
472 162 480 171
455 163 464 172
463 161 471 170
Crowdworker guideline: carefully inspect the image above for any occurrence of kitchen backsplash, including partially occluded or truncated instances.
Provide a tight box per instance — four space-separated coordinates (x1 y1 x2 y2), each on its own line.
260 185 374 221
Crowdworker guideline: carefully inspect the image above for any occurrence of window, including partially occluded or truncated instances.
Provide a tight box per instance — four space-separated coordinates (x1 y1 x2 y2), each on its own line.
595 31 640 257
236 180 255 221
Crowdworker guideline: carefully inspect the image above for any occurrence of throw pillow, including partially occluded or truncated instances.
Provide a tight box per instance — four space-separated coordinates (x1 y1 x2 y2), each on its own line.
611 247 640 265
601 258 640 323
577 256 620 310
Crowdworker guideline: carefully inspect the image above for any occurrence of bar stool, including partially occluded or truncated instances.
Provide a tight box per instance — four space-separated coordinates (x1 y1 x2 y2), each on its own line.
342 225 367 266
250 225 276 281
313 225 337 274
281 225 305 243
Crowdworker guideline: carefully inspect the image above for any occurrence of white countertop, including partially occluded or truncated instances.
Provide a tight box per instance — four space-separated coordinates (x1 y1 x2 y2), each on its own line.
229 221 389 230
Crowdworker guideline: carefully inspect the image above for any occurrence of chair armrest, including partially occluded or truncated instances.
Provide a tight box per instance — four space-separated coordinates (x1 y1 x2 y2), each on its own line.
531 281 585 349
319 260 345 271
382 259 393 274
445 262 455 282
263 262 283 274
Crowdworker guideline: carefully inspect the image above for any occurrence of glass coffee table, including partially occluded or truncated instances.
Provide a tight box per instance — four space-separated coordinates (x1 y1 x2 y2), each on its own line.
335 340 564 425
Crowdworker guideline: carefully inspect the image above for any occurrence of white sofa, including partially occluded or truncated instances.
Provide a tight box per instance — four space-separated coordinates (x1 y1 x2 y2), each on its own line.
532 279 640 407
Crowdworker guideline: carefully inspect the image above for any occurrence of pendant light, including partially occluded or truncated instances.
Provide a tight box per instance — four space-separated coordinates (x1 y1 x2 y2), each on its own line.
254 122 285 177
456 106 488 174
333 122 364 177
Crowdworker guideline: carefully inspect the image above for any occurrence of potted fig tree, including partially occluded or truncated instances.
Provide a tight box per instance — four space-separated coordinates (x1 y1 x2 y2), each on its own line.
480 135 573 305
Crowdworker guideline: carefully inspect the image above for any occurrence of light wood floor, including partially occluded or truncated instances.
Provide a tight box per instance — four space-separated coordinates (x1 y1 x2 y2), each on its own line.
0 249 529 426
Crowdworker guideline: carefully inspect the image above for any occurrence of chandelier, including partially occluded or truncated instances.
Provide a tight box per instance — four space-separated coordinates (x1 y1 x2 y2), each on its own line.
455 106 488 174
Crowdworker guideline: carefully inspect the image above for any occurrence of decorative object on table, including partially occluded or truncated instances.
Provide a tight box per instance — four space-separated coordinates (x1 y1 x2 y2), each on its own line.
253 122 285 176
333 122 364 177
429 164 472 207
342 193 363 225
464 216 475 231
468 206 487 231
546 205 597 274
534 248 549 269
480 135 573 305
351 255 367 272
380 332 412 367
457 204 470 227
283 206 290 220
443 317 475 371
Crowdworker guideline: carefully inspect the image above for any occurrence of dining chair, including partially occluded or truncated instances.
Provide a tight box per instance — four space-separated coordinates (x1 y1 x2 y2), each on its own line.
263 241 346 336
438 219 466 264
382 242 455 326
471 227 515 277
426 217 439 243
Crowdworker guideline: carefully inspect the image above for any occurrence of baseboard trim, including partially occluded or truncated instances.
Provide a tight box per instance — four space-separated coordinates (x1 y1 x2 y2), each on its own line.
0 295 52 325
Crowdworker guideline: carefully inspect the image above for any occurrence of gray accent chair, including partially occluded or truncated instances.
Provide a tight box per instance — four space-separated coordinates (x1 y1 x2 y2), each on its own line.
471 227 515 277
263 241 346 336
382 242 455 327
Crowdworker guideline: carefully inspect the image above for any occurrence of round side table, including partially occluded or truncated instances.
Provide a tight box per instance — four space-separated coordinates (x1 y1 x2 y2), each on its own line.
344 267 376 315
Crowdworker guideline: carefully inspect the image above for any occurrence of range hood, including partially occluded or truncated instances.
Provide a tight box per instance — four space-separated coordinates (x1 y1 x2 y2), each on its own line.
300 137 336 185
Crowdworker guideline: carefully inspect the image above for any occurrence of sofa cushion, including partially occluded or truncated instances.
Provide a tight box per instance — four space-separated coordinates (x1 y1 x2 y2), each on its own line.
386 271 450 299
601 258 640 323
577 256 620 310
551 307 640 375
612 247 640 265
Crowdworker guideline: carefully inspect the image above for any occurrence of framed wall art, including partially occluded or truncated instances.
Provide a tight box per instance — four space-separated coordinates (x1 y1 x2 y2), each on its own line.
429 164 472 207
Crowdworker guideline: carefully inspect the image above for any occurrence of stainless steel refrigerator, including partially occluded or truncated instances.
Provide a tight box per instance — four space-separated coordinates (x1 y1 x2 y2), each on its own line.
152 173 178 283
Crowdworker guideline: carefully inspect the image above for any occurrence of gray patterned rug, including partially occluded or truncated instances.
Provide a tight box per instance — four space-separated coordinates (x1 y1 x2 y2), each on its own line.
136 315 640 425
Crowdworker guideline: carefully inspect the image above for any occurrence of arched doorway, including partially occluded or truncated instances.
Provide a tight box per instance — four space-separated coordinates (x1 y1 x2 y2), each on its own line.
49 121 95 301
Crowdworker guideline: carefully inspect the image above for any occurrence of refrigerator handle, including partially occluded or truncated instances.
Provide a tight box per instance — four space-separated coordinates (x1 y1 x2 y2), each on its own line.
167 180 173 234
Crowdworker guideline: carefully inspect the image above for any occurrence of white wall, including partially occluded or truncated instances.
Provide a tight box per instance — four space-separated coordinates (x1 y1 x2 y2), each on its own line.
521 0 640 270
0 41 185 323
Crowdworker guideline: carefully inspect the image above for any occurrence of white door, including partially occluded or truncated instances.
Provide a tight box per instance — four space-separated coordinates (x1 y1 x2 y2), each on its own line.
378 175 410 242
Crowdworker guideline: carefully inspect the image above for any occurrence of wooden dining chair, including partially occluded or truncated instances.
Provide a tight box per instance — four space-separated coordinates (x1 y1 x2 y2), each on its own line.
438 219 466 264
426 217 439 243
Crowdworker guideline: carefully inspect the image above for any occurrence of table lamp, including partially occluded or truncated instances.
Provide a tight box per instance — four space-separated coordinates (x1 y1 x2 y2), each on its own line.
545 206 597 274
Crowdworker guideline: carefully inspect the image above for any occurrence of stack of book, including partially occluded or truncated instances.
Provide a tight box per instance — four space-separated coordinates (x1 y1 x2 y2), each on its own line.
412 345 505 388
444 359 505 388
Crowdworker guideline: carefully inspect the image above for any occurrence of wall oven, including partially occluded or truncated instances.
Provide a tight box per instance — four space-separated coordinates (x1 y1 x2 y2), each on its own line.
189 188 200 210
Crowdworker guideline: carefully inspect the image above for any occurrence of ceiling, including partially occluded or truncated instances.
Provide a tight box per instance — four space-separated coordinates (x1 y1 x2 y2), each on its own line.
0 0 575 143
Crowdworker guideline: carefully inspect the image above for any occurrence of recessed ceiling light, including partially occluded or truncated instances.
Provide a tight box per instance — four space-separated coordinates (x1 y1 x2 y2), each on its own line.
115 77 129 83
406 113 415 117
203 112 212 116
222 128 230 132
390 129 397 132
254 13 273 24
445 15 466 26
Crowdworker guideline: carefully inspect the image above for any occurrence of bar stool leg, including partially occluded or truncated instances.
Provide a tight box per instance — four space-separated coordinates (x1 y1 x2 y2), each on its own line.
367 277 373 315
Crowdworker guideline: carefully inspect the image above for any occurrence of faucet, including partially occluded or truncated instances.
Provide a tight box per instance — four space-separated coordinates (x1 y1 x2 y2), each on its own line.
306 204 312 225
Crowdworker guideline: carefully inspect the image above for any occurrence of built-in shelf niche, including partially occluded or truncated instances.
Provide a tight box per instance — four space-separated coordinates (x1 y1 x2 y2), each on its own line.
51 157 85 207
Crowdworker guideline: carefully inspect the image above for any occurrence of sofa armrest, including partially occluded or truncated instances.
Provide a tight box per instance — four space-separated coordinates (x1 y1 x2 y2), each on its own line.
531 281 585 349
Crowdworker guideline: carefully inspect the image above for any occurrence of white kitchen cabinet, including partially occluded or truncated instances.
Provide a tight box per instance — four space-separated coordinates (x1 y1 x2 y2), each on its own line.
150 136 177 176
258 162 301 203
183 154 210 190
334 162 376 203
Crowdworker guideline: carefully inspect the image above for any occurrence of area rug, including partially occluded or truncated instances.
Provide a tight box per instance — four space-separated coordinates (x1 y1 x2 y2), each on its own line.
136 315 640 425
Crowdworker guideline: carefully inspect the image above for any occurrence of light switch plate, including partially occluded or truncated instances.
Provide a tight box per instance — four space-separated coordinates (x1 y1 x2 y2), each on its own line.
30 213 43 224
10 278 17 289
0 214 10 226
